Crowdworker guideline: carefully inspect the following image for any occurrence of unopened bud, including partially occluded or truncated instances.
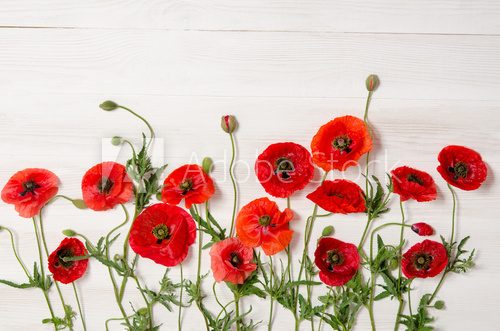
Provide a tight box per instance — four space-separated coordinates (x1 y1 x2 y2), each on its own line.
202 157 214 174
365 74 380 92
99 100 119 111
221 115 237 133
111 136 123 146
434 300 445 310
62 229 76 237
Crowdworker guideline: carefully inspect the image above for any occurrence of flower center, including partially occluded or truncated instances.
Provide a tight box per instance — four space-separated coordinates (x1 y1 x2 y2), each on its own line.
325 249 344 270
414 253 433 271
97 177 114 194
448 162 468 180
332 135 352 153
229 252 241 268
20 180 41 197
407 173 424 185
275 157 294 180
258 215 271 226
55 248 74 269
152 224 170 244
179 179 193 195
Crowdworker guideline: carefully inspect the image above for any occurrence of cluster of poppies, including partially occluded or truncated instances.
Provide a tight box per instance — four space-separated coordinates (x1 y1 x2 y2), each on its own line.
0 84 488 330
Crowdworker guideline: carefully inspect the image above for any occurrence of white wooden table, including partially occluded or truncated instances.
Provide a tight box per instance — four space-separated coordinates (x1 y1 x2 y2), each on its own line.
0 1 499 330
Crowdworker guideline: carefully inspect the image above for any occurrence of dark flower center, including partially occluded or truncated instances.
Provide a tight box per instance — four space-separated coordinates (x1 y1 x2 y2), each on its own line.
413 253 433 271
55 248 74 269
326 190 344 198
325 249 344 271
258 215 271 226
407 173 424 185
20 180 41 197
275 157 294 180
332 135 352 153
448 162 468 180
152 224 170 244
97 177 114 194
229 252 241 268
179 179 193 195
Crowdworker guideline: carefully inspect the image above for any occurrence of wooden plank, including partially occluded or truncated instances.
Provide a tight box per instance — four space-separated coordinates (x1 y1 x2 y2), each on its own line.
0 29 499 100
0 1 500 34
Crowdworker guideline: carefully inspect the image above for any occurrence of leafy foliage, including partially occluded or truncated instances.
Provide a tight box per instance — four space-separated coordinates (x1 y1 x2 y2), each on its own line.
364 175 392 220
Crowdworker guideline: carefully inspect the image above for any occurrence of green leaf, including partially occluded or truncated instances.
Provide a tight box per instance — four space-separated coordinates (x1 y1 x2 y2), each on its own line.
71 199 88 209
0 279 36 289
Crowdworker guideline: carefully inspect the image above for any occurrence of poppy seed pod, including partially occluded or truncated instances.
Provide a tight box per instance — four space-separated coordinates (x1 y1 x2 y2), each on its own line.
221 115 237 133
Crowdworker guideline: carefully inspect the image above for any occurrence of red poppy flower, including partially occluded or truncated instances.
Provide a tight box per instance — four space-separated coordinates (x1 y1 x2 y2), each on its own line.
129 203 196 267
391 166 437 202
255 142 314 198
48 238 88 284
236 197 293 256
306 180 366 214
1 168 59 218
311 116 372 171
437 145 487 191
411 222 434 236
402 240 448 279
81 162 133 211
314 237 360 287
210 237 256 285
161 164 215 209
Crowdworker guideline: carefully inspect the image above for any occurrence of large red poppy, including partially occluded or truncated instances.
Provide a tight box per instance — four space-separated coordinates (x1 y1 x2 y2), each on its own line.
401 240 448 279
48 238 89 284
391 166 437 202
1 168 59 218
314 237 360 286
210 237 256 285
236 197 293 256
161 164 215 209
81 162 133 211
255 142 314 198
311 116 372 172
129 203 196 267
437 145 487 191
306 179 366 214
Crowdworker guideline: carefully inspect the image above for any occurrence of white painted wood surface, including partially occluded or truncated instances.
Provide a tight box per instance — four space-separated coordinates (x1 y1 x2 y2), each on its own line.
0 2 499 330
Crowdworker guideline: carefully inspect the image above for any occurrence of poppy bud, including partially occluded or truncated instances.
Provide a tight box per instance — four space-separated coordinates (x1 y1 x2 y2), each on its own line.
111 136 123 146
434 300 445 310
365 74 379 92
221 115 237 133
99 100 119 111
411 222 434 236
62 229 76 237
202 157 213 174
321 225 334 237
137 308 149 316
388 257 399 270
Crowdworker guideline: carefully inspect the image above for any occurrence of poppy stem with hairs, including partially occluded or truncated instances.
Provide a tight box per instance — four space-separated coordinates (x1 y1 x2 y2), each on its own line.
228 132 238 237
72 282 87 331
38 211 74 331
428 184 457 304
31 218 57 330
407 279 415 316
394 200 406 331
267 256 274 331
178 263 184 331
2 226 31 279
194 204 210 331
234 292 241 331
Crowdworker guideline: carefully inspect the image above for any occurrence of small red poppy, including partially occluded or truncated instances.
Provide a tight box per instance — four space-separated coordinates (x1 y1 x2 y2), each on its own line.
411 222 434 236
129 203 196 267
255 142 314 198
391 166 437 202
437 145 487 191
1 168 59 218
210 237 256 285
306 180 366 214
161 164 215 209
402 240 448 279
48 238 88 284
314 237 360 287
81 162 133 211
236 197 294 256
311 115 372 171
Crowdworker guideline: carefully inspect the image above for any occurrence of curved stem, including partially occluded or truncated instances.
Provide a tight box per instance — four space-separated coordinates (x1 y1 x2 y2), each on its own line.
72 282 87 331
228 132 238 237
394 200 405 331
178 263 184 331
38 213 73 330
118 105 155 146
133 275 153 328
2 226 31 279
32 219 56 329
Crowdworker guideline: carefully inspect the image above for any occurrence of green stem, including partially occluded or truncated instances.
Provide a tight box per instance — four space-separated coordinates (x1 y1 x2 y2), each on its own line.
38 213 73 330
193 205 210 331
407 280 414 316
234 293 241 331
118 105 155 145
72 282 87 331
32 219 56 329
2 226 31 279
178 263 184 331
133 275 153 328
228 132 238 237
394 200 405 331
268 256 274 331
